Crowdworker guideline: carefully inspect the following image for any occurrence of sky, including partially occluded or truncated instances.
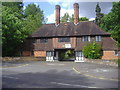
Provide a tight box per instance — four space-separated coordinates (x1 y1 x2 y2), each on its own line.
23 1 113 24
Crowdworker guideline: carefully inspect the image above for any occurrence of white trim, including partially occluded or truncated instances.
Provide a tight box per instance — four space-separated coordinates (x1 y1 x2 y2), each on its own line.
46 56 54 61
88 36 90 42
74 22 79 26
55 24 59 27
75 60 84 62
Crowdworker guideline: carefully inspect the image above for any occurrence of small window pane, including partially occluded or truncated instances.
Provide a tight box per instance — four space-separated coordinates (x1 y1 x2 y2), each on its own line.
96 36 101 42
32 39 36 43
40 38 48 43
82 36 90 42
46 51 54 56
58 37 70 42
76 51 83 57
114 50 118 56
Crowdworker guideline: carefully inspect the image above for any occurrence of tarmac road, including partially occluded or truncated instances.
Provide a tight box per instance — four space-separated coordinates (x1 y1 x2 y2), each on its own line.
1 61 119 88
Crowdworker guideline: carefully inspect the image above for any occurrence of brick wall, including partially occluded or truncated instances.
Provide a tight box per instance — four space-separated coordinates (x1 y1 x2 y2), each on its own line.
22 51 31 56
34 38 53 51
53 37 76 49
101 51 119 60
34 51 46 57
118 51 120 59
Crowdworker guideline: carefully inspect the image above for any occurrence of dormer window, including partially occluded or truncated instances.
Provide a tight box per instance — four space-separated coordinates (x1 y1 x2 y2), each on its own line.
96 36 101 42
82 36 90 42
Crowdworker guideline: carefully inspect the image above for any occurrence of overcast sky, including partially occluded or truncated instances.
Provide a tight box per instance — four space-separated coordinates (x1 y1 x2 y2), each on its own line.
23 1 113 23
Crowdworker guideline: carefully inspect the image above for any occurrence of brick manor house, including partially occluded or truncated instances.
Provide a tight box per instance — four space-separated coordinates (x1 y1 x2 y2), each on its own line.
22 3 119 62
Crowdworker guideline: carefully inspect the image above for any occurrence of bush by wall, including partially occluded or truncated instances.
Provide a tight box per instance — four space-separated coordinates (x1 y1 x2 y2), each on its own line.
82 41 101 59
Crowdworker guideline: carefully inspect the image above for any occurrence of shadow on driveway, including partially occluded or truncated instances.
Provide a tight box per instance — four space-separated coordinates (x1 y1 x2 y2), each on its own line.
2 69 93 88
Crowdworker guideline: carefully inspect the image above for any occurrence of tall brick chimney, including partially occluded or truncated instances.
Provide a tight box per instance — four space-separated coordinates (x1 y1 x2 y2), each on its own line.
55 5 61 25
73 3 79 25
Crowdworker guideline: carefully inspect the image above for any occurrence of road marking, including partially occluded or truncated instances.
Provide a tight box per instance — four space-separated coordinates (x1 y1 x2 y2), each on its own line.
47 63 65 66
51 82 98 88
3 76 19 79
73 67 119 81
1 64 29 69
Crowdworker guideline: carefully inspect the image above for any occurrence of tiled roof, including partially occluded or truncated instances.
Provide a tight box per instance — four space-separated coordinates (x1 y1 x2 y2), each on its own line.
102 37 118 50
31 21 110 38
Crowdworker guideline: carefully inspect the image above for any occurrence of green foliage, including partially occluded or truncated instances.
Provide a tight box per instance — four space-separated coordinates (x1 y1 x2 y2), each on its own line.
118 59 120 67
0 1 2 56
82 42 101 59
61 13 89 22
69 14 74 22
79 17 89 21
2 3 25 56
100 2 120 47
59 50 74 59
2 2 45 56
61 12 70 22
24 3 44 23
95 3 104 26
23 3 45 34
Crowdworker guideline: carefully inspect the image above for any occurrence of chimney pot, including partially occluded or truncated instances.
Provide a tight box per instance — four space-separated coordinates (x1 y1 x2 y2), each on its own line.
55 5 61 25
73 3 79 25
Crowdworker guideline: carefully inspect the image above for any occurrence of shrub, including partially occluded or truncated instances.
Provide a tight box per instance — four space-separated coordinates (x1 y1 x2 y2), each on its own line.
82 41 101 59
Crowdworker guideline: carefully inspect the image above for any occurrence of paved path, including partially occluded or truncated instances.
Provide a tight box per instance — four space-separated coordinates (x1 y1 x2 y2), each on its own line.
1 61 119 88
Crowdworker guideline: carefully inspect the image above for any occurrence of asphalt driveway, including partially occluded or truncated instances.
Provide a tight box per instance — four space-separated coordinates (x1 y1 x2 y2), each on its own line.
1 61 119 88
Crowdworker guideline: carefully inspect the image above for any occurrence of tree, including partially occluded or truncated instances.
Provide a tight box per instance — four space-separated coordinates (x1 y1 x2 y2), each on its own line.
100 2 120 47
61 12 70 23
23 3 45 34
0 1 2 54
79 17 89 21
82 42 101 59
95 3 104 26
61 13 89 22
69 14 74 22
2 3 45 56
2 2 25 56
2 2 23 18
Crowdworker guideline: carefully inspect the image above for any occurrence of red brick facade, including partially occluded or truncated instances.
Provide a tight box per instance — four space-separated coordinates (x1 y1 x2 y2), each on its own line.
53 37 76 49
34 51 46 57
22 51 31 56
22 3 119 61
102 51 119 60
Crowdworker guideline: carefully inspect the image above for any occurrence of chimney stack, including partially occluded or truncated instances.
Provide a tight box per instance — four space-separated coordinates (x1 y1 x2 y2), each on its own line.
73 3 79 25
55 5 61 25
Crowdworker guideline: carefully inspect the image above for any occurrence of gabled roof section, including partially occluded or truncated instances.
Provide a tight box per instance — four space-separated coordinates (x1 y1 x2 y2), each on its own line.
31 21 110 38
102 37 118 50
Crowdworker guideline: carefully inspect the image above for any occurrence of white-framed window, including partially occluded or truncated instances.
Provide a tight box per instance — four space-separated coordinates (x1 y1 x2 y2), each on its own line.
96 36 101 42
76 51 83 57
114 50 118 56
82 36 90 42
46 51 54 56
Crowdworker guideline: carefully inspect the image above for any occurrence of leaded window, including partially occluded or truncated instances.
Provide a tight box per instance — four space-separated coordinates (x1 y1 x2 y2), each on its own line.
40 38 48 43
76 51 83 57
82 36 90 42
58 37 70 42
96 36 101 42
46 51 54 56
